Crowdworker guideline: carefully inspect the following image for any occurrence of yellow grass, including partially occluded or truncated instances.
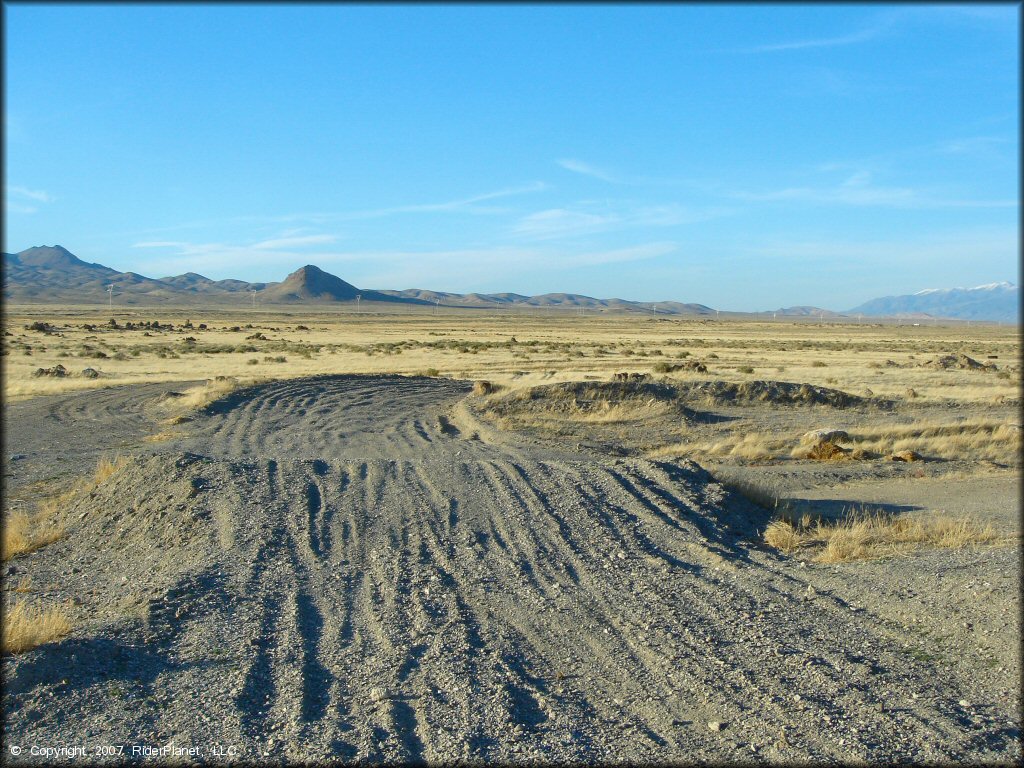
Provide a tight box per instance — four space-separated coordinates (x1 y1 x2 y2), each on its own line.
4 307 1018 406
764 520 802 551
2 512 34 560
648 431 787 461
575 401 675 424
763 509 1005 562
2 600 72 654
93 455 129 485
175 377 243 410
144 430 184 443
2 455 128 560
846 420 1020 463
2 500 67 560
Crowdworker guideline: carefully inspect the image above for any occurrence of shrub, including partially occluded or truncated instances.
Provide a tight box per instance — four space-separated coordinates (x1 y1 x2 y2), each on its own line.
764 520 801 552
806 441 849 461
2 601 72 654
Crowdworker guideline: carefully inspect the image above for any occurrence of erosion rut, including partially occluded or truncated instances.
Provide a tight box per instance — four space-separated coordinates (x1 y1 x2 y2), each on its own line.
3 375 1016 763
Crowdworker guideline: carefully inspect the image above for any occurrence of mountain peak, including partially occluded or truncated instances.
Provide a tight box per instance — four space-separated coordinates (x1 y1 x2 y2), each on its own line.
16 244 90 268
263 263 361 302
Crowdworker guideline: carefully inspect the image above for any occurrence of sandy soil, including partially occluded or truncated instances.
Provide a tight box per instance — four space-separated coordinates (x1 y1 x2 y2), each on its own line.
2 374 1020 764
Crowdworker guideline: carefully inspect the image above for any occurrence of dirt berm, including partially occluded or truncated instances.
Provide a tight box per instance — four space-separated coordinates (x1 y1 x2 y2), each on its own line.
2 375 1017 764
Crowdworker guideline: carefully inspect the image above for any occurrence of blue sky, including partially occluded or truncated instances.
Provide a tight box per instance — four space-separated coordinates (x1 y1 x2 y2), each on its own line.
4 3 1019 310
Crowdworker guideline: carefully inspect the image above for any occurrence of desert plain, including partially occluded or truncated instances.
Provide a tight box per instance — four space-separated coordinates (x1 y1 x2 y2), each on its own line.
2 303 1020 764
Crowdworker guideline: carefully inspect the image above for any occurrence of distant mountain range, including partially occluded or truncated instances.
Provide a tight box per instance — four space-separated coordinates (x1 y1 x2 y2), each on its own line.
2 245 1017 322
845 282 1019 323
1 245 714 315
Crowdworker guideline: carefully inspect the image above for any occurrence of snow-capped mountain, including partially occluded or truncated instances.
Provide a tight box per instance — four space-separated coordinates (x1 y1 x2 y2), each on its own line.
848 282 1018 322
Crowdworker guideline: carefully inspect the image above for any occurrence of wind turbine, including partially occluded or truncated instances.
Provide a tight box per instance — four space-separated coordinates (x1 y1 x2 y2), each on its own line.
107 284 114 309
250 288 257 308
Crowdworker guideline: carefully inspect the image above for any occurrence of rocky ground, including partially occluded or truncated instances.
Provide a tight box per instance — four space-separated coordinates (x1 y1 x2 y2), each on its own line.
2 374 1020 764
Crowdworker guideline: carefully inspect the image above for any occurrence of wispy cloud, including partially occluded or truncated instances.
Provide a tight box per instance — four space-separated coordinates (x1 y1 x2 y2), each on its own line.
354 242 677 291
561 242 677 268
338 182 547 220
129 234 355 278
747 25 885 53
6 185 55 214
251 234 338 250
133 240 190 249
738 13 898 54
936 135 1011 160
557 159 619 183
120 183 547 238
513 202 731 240
8 185 54 203
733 171 1017 209
514 208 616 239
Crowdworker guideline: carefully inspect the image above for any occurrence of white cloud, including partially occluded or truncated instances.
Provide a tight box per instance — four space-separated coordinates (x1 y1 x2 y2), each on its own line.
562 242 677 268
733 172 1017 209
6 185 55 213
738 12 899 54
338 182 547 220
251 234 338 250
7 185 54 203
514 208 616 239
353 242 677 290
557 159 618 183
513 202 731 240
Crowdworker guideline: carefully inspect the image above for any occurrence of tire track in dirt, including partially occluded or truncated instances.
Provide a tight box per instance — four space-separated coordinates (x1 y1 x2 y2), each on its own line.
5 375 1015 764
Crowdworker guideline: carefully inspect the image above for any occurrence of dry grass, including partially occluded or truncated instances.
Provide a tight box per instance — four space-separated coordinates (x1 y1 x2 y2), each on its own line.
2 600 73 654
2 504 67 561
846 419 1020 463
2 456 128 560
93 455 129 485
575 401 675 424
764 508 1005 562
804 441 850 461
144 430 184 443
472 380 495 396
2 512 35 560
175 377 242 410
764 519 803 551
649 431 786 461
712 472 790 513
4 307 1017 406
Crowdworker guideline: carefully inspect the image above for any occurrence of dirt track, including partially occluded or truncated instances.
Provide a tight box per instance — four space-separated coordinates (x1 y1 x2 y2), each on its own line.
2 375 1019 763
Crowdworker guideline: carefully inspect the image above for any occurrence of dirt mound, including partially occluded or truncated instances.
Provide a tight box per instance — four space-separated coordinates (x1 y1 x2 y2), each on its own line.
3 375 1017 764
675 380 889 409
485 379 684 417
922 354 997 371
